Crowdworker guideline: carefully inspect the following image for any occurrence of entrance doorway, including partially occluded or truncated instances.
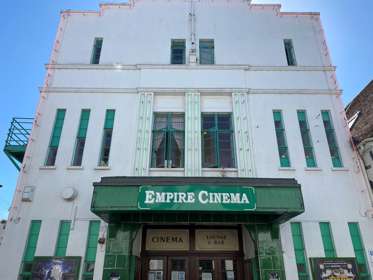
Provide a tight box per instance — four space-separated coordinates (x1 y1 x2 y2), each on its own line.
143 256 240 280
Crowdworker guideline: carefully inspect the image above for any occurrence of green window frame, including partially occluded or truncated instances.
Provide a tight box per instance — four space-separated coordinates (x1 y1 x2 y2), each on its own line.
171 39 186 64
98 110 115 166
291 222 310 280
45 109 66 166
199 39 215 64
151 113 185 168
348 222 371 279
91 37 103 64
297 110 317 167
273 110 291 167
71 109 90 166
319 222 336 258
284 39 297 66
55 220 71 257
83 221 100 280
19 220 41 280
201 113 236 168
321 110 343 168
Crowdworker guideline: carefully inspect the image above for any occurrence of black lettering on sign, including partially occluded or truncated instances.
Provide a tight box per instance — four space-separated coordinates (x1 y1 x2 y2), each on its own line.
151 235 184 243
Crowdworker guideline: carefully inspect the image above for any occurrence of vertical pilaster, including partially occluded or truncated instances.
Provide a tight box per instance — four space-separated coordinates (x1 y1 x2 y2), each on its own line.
185 91 202 176
102 224 140 280
232 92 256 177
133 92 154 176
245 224 286 280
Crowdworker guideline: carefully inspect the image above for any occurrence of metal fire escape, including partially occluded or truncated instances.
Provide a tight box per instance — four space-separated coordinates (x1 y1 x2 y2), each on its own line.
4 118 33 170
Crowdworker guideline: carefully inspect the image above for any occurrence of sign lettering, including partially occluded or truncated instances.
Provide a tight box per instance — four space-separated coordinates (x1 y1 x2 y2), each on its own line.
138 185 256 211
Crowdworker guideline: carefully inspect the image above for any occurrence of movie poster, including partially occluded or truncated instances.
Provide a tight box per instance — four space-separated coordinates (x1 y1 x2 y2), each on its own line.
310 258 358 280
31 257 81 280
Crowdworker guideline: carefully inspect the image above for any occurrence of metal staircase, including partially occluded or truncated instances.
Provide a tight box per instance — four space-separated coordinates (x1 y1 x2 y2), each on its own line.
4 118 33 170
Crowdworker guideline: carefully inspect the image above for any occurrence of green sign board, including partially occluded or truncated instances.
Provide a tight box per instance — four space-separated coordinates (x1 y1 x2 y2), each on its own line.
138 185 256 211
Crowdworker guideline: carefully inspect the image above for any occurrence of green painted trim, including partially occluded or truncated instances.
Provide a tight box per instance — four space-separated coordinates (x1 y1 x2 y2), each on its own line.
273 110 291 167
55 220 71 257
45 109 66 166
348 222 371 279
297 110 317 168
19 220 41 279
321 110 343 168
291 222 310 280
319 222 336 258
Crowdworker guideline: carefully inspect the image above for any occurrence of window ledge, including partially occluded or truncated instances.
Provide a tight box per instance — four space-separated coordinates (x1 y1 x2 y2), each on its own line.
304 167 322 171
95 166 111 170
150 168 185 171
278 167 296 171
202 168 238 172
39 166 56 170
66 166 84 170
331 167 349 172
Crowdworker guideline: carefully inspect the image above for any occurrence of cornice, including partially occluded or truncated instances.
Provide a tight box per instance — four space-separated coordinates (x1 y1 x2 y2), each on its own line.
40 87 342 96
45 64 336 72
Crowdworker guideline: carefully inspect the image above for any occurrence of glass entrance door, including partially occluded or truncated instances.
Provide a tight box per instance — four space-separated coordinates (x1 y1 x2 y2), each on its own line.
145 257 189 280
169 257 188 280
197 257 238 280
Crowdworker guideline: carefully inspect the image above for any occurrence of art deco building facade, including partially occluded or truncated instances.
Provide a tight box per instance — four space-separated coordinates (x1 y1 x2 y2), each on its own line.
1 1 373 280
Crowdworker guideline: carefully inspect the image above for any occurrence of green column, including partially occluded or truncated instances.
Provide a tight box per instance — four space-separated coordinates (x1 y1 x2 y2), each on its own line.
102 223 140 280
185 91 202 176
245 224 286 280
232 92 256 177
134 92 154 176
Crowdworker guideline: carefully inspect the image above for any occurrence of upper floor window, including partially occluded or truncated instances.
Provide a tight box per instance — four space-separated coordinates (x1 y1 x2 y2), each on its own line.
284 39 297 66
202 113 235 168
98 110 115 167
273 110 291 167
151 113 185 168
91 38 103 64
45 109 66 166
171 39 186 64
321 110 343 167
71 109 90 166
297 110 317 167
199 39 215 64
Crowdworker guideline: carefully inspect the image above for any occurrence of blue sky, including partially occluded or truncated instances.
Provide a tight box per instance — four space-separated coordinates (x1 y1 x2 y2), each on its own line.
0 0 372 219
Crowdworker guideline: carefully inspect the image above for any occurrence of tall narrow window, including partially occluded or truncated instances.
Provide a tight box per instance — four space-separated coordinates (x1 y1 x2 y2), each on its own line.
348 223 371 279
291 222 310 280
151 113 184 168
45 109 66 166
19 220 41 280
284 39 297 66
91 38 103 64
319 222 336 258
98 110 115 166
199 39 214 64
55 220 71 257
72 109 90 166
321 110 343 167
83 221 100 280
297 110 317 167
202 113 235 168
171 39 186 64
273 110 290 167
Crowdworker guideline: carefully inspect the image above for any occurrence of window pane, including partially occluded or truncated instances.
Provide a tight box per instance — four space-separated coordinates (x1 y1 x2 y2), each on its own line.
284 39 296 66
154 114 168 130
321 111 343 167
91 38 103 64
202 115 216 130
170 132 184 168
171 114 184 130
203 131 218 168
171 40 185 64
219 132 234 168
99 129 113 166
273 111 290 167
217 114 231 130
152 131 167 168
72 138 86 166
200 39 214 64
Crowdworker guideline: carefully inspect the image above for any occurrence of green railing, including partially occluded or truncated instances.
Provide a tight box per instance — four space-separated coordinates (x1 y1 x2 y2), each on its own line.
4 117 33 170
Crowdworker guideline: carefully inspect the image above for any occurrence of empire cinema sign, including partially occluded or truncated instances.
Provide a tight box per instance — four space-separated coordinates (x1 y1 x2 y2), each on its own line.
138 185 256 211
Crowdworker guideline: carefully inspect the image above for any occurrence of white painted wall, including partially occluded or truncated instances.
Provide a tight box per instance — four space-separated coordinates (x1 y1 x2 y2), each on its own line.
1 1 373 280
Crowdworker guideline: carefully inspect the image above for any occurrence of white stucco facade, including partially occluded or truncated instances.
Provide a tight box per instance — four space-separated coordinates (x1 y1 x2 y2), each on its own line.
1 1 373 280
